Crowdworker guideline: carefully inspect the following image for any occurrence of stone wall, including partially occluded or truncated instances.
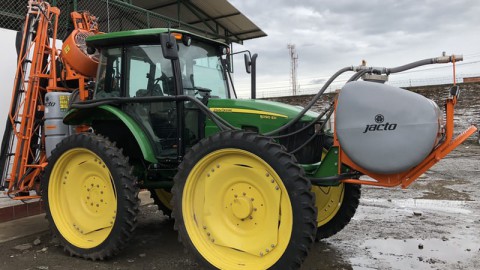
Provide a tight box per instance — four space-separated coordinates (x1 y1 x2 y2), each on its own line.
266 82 480 142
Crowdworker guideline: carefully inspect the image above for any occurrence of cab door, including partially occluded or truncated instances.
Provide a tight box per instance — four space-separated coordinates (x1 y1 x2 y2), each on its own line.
123 45 178 159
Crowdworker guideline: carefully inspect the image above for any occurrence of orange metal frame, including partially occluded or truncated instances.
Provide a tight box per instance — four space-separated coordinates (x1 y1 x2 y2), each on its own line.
4 1 97 200
335 74 477 188
5 2 60 199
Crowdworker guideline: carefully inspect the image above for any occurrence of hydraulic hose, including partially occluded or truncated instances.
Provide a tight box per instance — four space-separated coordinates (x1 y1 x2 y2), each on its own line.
268 102 334 139
347 69 369 82
289 107 334 154
366 55 463 75
264 66 353 136
387 58 437 74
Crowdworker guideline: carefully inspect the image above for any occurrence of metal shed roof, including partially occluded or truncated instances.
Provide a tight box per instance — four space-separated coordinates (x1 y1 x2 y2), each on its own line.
0 0 266 44
131 0 267 44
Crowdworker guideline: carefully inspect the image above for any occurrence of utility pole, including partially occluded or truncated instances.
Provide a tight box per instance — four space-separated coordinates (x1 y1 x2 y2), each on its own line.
287 44 298 95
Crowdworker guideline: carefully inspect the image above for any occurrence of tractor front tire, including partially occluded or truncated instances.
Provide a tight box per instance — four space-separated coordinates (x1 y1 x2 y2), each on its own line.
42 133 139 260
314 183 361 240
172 130 317 270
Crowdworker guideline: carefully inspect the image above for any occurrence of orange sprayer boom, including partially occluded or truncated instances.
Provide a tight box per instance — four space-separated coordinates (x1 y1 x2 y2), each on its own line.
0 0 98 200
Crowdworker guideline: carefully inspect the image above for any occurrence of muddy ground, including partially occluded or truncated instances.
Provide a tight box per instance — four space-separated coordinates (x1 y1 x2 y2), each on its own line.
0 144 479 270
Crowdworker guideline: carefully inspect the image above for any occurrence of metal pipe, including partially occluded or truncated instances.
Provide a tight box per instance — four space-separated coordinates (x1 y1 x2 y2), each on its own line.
251 53 258 99
309 173 360 187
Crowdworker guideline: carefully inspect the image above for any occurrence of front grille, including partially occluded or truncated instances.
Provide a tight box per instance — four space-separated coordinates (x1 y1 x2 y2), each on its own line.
278 121 330 164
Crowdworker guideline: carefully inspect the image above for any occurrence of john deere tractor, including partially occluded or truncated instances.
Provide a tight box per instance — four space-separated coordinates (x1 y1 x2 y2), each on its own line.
3 2 475 269
38 26 476 270
44 29 334 268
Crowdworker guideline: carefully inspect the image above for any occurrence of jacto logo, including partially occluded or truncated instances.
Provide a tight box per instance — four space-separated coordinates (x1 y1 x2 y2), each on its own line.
363 114 397 133
374 114 384 123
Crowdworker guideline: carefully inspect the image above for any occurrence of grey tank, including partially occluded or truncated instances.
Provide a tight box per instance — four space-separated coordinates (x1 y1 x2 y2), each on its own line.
335 81 442 174
44 92 72 157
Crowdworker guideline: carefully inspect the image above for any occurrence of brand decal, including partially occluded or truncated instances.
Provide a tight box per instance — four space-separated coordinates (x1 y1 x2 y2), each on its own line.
210 108 288 119
45 102 56 107
363 114 397 133
64 44 70 54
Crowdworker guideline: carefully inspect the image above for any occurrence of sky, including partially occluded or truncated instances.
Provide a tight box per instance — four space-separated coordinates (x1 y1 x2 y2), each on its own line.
228 0 480 97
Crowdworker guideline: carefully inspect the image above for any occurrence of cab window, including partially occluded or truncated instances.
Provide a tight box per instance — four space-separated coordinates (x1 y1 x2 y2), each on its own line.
178 39 229 99
94 47 122 98
126 45 175 97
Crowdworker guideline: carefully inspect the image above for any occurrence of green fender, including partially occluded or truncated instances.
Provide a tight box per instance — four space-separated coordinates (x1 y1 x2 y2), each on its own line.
64 105 158 163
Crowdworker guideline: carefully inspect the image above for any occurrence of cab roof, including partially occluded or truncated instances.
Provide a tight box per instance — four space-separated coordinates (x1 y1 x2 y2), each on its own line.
86 28 228 48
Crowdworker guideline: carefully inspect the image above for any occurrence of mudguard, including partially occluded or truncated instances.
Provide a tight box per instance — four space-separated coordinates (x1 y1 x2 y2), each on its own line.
63 105 158 163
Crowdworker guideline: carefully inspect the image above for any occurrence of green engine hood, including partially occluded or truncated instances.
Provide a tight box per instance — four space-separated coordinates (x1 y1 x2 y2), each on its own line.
206 99 319 135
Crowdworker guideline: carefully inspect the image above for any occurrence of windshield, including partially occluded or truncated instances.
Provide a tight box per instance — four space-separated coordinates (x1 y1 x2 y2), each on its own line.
178 39 229 99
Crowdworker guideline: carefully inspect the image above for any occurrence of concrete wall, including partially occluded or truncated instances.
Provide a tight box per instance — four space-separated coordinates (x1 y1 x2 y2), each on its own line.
266 82 480 142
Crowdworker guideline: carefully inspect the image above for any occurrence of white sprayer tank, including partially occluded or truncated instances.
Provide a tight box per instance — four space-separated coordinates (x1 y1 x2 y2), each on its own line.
335 81 443 174
44 92 72 157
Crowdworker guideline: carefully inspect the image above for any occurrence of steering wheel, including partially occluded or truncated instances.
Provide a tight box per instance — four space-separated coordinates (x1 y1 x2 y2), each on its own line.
153 73 173 95
184 86 212 96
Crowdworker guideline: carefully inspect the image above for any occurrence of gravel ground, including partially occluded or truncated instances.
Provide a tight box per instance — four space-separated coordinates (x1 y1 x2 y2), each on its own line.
0 144 478 270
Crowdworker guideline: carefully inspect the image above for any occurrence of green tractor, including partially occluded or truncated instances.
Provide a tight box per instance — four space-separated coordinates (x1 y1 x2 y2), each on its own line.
42 27 475 269
42 29 353 269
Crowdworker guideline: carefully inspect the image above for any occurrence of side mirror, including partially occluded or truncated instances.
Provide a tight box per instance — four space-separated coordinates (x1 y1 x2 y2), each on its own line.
244 53 251 74
160 33 178 60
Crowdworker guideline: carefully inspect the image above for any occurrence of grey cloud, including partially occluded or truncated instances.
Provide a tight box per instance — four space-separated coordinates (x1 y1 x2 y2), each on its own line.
310 78 326 84
230 0 480 96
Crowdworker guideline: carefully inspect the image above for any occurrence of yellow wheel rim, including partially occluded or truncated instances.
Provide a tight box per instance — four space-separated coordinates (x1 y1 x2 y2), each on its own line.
154 189 172 210
313 184 345 227
49 148 117 249
182 149 293 270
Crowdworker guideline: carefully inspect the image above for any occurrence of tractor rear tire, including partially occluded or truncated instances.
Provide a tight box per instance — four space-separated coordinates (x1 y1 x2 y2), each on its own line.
42 133 139 260
314 183 361 240
172 130 317 270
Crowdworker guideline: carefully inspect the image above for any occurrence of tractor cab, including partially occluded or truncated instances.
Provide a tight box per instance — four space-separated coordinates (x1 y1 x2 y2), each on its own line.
85 29 233 160
83 28 323 164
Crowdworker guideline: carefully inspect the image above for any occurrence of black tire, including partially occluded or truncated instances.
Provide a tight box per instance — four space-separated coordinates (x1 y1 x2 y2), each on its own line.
148 188 172 217
42 133 139 260
172 130 317 270
315 183 361 240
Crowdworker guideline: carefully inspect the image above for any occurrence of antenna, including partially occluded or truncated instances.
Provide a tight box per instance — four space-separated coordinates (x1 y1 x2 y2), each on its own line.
287 44 298 95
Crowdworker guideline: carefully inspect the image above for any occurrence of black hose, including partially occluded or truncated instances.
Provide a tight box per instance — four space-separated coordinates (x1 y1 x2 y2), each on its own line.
386 58 436 74
264 66 353 136
347 69 369 82
268 102 334 139
289 107 334 154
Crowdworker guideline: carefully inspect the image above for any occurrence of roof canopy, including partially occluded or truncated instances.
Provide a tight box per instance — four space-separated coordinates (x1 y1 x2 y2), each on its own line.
0 0 266 44
131 0 266 44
